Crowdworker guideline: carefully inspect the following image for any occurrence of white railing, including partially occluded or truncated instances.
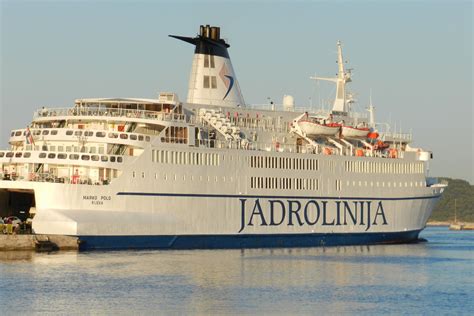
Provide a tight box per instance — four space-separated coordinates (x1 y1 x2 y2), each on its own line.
33 107 186 122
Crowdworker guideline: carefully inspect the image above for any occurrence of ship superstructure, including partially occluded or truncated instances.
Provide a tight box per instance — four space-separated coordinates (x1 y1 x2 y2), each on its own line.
0 25 445 250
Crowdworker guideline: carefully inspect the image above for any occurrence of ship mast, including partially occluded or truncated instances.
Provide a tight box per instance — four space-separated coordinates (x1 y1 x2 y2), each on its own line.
311 40 352 114
367 91 376 129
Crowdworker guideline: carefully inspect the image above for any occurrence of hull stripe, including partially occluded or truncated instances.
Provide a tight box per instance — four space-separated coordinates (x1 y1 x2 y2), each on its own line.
78 230 422 250
117 192 441 201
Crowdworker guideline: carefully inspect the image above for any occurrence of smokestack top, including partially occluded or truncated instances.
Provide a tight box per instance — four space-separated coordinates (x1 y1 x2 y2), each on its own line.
200 25 221 41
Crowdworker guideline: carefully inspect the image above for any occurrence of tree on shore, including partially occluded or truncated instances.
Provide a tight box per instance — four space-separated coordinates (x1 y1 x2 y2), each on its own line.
430 178 473 222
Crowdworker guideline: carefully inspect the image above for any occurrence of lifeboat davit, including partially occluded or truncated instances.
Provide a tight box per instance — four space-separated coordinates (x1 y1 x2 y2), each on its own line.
341 125 370 138
298 121 341 137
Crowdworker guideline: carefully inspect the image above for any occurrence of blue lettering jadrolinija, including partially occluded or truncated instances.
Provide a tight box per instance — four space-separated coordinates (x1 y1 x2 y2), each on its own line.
238 199 388 233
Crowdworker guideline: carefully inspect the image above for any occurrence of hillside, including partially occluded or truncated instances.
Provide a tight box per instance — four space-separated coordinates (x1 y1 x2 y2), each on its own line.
429 178 474 222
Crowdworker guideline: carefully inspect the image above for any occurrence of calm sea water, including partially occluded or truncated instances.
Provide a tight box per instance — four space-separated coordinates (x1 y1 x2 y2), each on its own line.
0 227 472 315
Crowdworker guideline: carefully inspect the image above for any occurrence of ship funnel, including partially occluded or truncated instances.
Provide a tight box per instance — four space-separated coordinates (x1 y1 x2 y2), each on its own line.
170 25 245 107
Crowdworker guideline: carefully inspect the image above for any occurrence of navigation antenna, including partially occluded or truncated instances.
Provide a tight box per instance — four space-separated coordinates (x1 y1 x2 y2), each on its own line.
310 40 352 114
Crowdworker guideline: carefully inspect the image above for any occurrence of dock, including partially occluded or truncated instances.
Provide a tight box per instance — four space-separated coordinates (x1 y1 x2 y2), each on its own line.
0 234 78 251
449 223 474 231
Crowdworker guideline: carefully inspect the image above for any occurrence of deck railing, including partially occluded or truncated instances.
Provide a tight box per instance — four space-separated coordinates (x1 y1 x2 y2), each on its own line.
34 107 186 122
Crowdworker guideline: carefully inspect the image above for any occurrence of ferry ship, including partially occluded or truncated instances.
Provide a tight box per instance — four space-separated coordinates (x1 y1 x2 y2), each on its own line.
0 25 446 250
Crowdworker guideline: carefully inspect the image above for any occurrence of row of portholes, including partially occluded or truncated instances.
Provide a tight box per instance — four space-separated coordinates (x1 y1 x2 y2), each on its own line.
12 129 150 142
0 151 123 163
346 180 425 188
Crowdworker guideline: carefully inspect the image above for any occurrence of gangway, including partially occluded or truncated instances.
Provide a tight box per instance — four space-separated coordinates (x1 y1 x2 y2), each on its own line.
198 108 250 148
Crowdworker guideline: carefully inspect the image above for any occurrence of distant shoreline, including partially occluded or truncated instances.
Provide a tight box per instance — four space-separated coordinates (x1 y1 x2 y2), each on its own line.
426 221 474 227
427 221 473 227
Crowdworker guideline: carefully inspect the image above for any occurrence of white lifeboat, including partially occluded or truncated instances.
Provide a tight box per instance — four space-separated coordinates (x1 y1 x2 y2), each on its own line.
341 125 370 138
298 120 341 137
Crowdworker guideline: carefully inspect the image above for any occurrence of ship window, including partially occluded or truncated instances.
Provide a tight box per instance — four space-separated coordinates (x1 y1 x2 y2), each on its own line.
146 136 150 142
42 130 49 135
15 152 22 158
38 152 46 158
210 55 215 68
204 55 209 68
75 131 82 136
24 152 31 158
108 133 118 138
58 154 67 159
96 131 106 137
85 131 94 137
34 130 41 136
48 153 56 159
132 171 136 178
142 172 145 178
91 155 99 161
110 156 116 162
66 130 73 136
203 76 210 88
101 156 108 162
130 135 137 140
51 130 58 135
138 135 144 141
58 146 64 152
10 132 14 137
15 131 22 136
211 76 217 89
117 157 123 163
81 155 90 161
69 154 79 160
120 134 128 139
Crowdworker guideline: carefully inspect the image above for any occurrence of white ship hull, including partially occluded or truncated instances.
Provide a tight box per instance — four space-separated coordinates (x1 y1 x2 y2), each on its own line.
0 148 444 250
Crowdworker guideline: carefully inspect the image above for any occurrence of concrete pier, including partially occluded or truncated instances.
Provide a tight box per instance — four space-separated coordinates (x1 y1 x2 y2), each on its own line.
0 234 79 251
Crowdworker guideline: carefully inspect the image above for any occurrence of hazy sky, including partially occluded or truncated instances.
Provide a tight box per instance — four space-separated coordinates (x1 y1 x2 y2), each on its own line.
1 0 472 183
